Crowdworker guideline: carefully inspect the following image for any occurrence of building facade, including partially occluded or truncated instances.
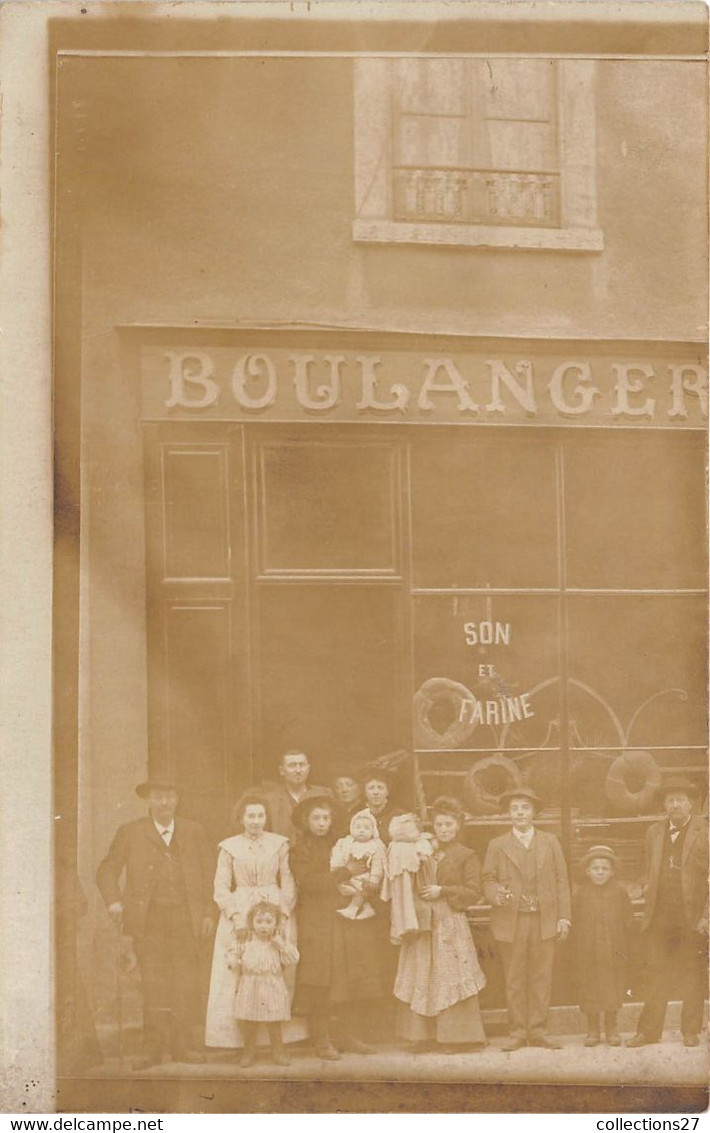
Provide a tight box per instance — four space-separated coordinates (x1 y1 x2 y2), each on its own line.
53 7 708 1067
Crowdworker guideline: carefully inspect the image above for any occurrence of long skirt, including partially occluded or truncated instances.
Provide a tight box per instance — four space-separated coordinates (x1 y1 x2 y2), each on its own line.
394 898 487 1044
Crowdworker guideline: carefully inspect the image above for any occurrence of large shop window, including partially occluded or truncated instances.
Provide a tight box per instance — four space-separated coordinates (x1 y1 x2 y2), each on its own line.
411 429 707 877
144 422 707 867
353 57 603 250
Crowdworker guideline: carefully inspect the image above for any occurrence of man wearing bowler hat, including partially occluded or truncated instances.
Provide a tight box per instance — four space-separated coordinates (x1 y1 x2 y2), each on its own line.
483 787 571 1051
97 776 216 1069
626 776 708 1048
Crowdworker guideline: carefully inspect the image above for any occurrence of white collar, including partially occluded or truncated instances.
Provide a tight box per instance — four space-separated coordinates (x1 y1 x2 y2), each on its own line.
154 818 175 836
512 826 535 849
669 816 691 832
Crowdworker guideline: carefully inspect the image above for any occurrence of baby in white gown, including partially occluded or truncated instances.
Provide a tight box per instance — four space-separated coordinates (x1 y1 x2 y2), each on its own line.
330 809 387 920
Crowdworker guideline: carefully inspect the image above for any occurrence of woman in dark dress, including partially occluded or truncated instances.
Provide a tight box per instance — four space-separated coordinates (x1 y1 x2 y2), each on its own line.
328 762 365 837
360 768 402 843
289 790 386 1058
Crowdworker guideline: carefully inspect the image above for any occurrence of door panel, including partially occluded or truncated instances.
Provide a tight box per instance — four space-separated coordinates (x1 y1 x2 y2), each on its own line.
143 424 251 839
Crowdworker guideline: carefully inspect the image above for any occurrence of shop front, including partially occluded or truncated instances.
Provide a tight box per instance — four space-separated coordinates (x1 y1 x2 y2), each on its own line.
132 327 708 975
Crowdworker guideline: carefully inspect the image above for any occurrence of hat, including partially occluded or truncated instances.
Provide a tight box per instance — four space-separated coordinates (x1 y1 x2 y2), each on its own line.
358 763 398 789
429 795 465 825
136 775 178 799
579 844 619 871
499 786 540 811
659 776 700 801
349 809 379 839
328 760 365 786
291 787 336 830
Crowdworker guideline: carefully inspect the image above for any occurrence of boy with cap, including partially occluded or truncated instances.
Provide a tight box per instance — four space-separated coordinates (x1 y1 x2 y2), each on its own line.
573 845 634 1047
626 776 708 1048
97 776 215 1069
483 787 571 1051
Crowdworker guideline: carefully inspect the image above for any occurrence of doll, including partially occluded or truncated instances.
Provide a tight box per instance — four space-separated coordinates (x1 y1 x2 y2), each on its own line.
384 812 436 943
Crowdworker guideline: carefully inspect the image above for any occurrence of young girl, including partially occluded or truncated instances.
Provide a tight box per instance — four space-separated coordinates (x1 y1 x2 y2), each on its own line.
572 844 635 1047
290 791 386 1058
384 812 435 942
227 901 300 1068
330 809 387 921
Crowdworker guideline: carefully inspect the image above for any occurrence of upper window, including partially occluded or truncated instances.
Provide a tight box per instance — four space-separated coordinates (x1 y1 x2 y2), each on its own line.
353 58 603 252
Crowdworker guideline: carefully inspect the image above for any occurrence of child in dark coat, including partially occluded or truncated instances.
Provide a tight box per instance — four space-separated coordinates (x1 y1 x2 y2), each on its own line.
572 844 635 1047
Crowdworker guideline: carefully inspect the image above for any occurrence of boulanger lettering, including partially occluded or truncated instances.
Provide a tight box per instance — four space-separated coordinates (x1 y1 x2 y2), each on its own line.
139 345 708 427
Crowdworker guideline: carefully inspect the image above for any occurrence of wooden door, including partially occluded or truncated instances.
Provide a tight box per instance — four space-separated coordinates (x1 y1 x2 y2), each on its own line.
143 422 251 840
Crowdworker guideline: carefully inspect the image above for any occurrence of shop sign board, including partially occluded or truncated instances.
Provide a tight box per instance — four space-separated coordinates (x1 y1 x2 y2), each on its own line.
139 340 708 428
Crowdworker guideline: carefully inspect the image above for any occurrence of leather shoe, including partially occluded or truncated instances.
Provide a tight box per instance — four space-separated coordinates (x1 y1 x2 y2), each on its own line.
683 1035 700 1047
501 1036 526 1052
606 1033 622 1047
584 1034 600 1047
528 1036 563 1050
625 1034 656 1048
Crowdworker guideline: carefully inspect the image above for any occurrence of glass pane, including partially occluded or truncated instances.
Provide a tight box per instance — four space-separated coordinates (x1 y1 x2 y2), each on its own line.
396 115 466 167
259 441 398 573
565 432 708 590
257 586 403 780
394 58 467 115
485 121 557 172
567 595 708 752
412 593 561 753
416 748 563 822
411 432 559 588
481 59 555 122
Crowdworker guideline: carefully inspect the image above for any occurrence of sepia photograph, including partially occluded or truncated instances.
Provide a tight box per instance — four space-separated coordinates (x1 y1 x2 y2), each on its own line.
1 0 708 1117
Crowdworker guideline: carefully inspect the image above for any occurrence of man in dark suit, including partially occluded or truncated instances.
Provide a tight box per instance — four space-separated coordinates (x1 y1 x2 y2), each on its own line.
626 777 708 1048
483 787 571 1051
97 777 216 1069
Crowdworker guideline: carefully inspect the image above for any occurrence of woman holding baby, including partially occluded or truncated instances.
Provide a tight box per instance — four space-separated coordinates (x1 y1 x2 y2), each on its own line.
392 796 488 1049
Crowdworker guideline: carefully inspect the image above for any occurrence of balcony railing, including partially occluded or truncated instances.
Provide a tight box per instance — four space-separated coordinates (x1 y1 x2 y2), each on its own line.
392 167 561 227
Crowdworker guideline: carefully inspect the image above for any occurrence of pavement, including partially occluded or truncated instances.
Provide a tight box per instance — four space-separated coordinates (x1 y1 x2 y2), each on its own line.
89 1030 708 1087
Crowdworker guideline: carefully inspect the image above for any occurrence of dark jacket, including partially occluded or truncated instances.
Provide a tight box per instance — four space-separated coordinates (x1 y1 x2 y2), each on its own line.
572 878 635 1012
641 815 709 933
96 815 215 939
289 831 350 988
437 841 482 910
260 781 332 838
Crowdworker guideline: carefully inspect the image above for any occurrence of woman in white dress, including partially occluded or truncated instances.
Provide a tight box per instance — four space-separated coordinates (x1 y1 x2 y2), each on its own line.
205 793 303 1050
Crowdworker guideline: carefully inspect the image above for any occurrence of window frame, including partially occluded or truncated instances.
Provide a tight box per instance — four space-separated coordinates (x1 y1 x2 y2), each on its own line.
353 57 604 252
